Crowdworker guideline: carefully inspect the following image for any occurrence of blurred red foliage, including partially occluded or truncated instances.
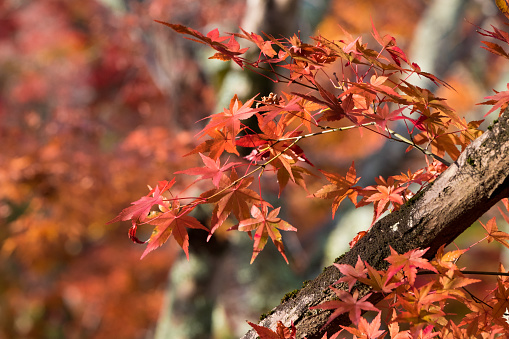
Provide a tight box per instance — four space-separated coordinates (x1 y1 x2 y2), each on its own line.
0 0 241 337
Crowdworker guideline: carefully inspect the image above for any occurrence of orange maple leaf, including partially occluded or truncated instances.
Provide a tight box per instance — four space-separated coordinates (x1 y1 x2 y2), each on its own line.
311 162 360 218
481 217 509 249
186 128 239 160
340 312 386 339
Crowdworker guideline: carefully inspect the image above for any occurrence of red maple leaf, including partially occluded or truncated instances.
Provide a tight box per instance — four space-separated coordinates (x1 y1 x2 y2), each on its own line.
432 245 468 272
310 288 378 328
479 85 509 117
106 179 175 243
230 205 297 264
333 256 368 292
247 321 296 339
155 21 248 67
238 28 277 57
206 28 229 43
176 153 241 188
142 206 209 260
385 246 437 286
349 231 367 248
197 94 260 140
276 165 313 197
363 103 407 132
478 24 509 59
236 115 310 187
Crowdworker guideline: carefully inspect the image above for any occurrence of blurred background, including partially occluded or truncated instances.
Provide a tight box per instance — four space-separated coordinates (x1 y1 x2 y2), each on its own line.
1 0 508 338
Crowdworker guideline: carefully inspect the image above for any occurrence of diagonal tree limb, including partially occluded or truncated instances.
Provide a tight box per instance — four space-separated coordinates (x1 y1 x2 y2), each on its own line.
241 108 509 339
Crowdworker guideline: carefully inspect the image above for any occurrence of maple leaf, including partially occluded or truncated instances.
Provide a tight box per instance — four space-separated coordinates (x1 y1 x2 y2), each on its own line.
392 168 432 187
276 165 313 197
362 176 406 223
340 312 386 339
260 93 304 126
333 256 368 292
493 280 509 320
206 28 229 43
364 104 406 132
238 28 277 57
479 85 509 117
186 128 239 160
440 320 470 339
311 162 360 218
310 288 378 327
107 179 175 243
356 261 402 294
231 205 296 264
431 244 468 273
497 198 509 224
438 269 480 293
431 246 480 295
247 321 296 339
315 83 346 121
479 23 509 58
481 217 509 249
237 114 311 185
175 153 241 188
155 21 248 67
209 34 250 65
349 231 367 248
275 92 321 133
387 310 411 339
200 170 262 238
385 247 437 286
197 94 260 140
141 204 209 260
394 282 448 325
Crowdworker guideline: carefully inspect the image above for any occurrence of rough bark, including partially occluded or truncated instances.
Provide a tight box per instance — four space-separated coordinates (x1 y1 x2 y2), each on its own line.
241 108 509 339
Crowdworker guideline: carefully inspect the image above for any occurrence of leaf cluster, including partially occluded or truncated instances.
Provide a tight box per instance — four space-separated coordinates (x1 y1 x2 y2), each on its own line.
109 21 492 263
252 243 509 338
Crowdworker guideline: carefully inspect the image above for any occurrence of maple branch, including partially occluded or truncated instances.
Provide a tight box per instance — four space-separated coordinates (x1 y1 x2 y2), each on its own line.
385 126 452 166
241 108 509 339
276 122 377 142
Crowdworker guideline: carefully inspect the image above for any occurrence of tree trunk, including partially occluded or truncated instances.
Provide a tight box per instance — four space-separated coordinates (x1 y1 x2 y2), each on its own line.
241 108 509 338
